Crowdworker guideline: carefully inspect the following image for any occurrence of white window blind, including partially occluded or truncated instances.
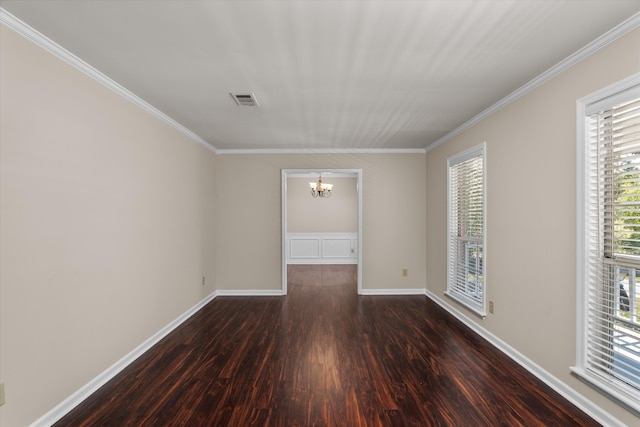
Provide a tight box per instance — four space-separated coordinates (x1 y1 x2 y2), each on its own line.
447 144 485 315
581 88 640 407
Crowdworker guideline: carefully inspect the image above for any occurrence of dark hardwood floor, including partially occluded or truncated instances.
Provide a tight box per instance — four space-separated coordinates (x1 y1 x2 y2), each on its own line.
55 265 600 426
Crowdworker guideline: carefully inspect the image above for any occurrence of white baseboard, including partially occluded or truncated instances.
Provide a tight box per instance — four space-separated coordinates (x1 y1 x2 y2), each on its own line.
287 260 358 264
30 291 219 427
360 288 427 295
218 288 426 296
216 289 284 296
424 289 624 427
33 288 619 426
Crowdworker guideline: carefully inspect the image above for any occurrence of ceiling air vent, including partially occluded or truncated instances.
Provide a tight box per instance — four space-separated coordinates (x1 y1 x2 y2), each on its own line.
230 92 259 107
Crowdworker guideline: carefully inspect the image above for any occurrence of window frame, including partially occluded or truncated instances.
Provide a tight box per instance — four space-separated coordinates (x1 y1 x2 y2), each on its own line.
574 72 640 413
446 143 487 317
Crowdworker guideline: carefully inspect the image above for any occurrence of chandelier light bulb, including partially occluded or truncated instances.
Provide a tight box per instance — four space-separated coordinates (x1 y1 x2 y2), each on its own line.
310 174 333 198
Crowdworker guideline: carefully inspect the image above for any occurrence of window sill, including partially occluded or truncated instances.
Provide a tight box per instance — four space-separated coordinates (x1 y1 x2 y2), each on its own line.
570 366 640 416
444 291 486 318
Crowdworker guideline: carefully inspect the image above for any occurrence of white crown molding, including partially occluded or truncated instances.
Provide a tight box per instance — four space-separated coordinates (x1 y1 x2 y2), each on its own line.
216 148 426 155
0 8 217 154
3 6 638 156
29 291 218 427
424 290 625 427
426 11 640 153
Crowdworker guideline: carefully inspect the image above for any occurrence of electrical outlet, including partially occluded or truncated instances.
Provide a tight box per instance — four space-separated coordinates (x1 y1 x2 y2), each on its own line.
202 276 205 286
402 268 408 277
489 301 494 314
0 383 5 406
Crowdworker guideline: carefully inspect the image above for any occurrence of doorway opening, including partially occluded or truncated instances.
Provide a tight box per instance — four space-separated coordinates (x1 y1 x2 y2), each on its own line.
281 169 363 295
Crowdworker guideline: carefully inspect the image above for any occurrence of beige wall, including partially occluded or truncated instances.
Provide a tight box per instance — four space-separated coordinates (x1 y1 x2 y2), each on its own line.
215 153 426 291
425 28 640 424
287 177 357 233
0 25 216 426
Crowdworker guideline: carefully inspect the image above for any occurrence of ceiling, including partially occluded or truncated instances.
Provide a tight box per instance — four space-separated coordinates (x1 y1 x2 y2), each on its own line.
1 1 639 152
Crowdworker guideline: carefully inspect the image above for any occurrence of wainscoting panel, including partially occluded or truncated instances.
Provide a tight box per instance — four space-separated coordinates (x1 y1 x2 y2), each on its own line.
287 233 357 264
322 238 352 259
290 238 320 259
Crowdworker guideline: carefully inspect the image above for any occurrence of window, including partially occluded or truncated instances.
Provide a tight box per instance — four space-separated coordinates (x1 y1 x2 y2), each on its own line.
575 73 640 412
447 143 486 316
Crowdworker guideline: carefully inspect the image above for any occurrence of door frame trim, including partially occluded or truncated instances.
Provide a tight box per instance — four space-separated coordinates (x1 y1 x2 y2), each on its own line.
281 169 363 294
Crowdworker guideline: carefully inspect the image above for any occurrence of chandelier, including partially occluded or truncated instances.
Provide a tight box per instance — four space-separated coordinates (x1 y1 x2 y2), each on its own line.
310 174 333 198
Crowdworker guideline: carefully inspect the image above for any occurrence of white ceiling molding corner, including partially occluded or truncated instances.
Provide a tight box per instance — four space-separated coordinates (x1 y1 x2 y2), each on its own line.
425 11 640 153
0 7 217 154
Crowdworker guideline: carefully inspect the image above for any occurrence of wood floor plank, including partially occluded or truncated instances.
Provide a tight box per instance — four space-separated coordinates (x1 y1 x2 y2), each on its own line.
54 265 600 426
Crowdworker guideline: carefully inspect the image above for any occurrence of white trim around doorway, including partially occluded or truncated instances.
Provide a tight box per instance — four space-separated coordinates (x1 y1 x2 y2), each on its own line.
281 169 363 295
